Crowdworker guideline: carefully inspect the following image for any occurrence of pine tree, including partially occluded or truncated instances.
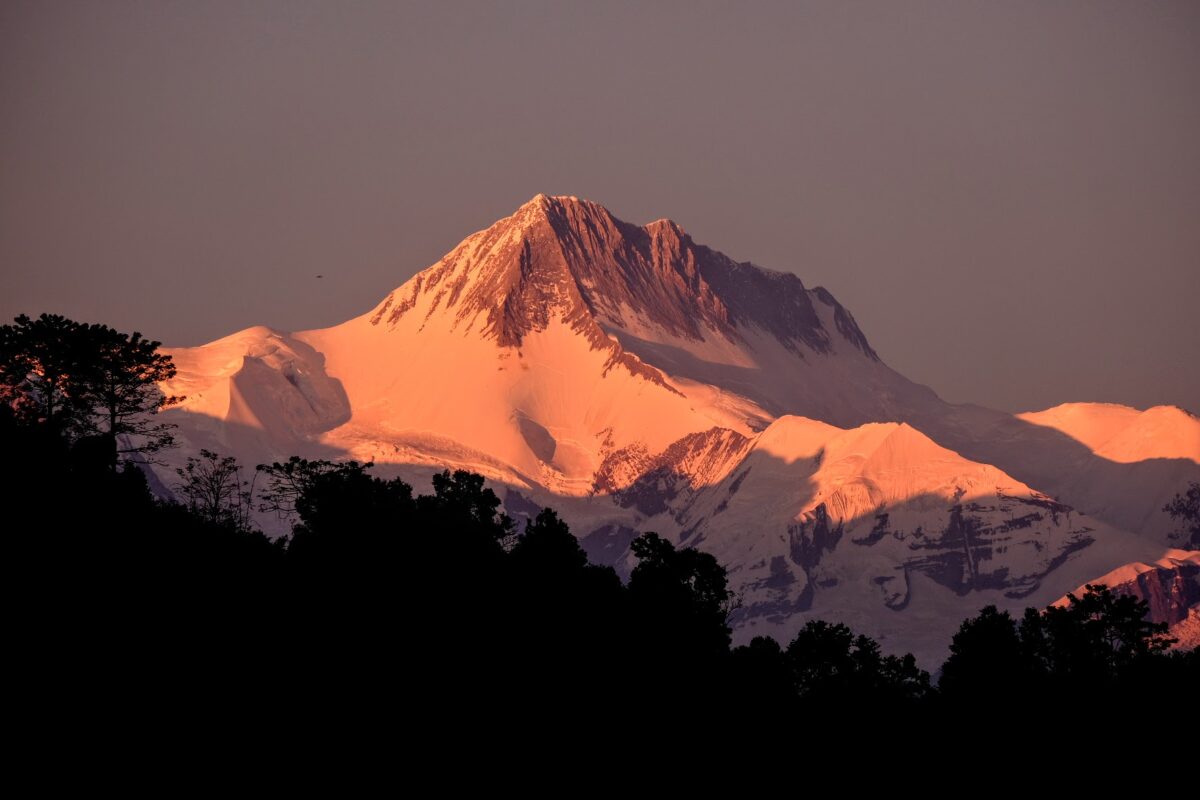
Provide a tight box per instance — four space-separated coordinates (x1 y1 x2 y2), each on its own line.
0 314 183 465
75 321 183 461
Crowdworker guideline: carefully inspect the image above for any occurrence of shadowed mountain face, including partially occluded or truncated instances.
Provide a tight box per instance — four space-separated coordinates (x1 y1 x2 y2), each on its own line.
152 195 1200 665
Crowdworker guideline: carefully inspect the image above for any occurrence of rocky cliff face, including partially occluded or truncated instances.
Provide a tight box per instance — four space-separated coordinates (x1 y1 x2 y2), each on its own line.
1057 552 1200 628
1124 560 1199 626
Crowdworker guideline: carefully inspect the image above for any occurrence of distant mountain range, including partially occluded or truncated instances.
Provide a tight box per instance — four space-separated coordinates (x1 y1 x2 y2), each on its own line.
155 194 1200 664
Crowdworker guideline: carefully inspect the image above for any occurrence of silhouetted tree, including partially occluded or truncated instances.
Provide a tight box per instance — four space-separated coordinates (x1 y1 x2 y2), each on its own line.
729 636 796 716
507 508 627 707
73 321 182 460
416 469 515 545
939 585 1181 711
0 313 89 435
939 605 1029 702
258 458 413 563
783 619 931 709
0 313 181 464
174 449 256 529
877 650 932 704
623 532 736 719
511 508 586 572
257 456 365 521
1164 481 1200 548
629 532 734 655
786 619 858 693
1041 583 1175 678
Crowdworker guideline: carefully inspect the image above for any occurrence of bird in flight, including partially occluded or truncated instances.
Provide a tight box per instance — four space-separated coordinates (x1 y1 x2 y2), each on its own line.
316 274 324 279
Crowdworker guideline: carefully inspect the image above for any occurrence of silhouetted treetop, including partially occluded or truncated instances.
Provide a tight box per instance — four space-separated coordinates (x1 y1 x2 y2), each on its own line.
259 458 414 561
628 532 735 658
257 456 376 521
1 313 91 434
939 605 1027 699
175 449 256 530
940 584 1183 707
1044 583 1175 672
511 508 587 571
0 313 181 463
417 469 515 543
75 321 181 458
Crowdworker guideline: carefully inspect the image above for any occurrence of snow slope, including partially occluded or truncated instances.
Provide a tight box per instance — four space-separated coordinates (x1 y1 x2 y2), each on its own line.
1018 402 1200 465
161 326 350 463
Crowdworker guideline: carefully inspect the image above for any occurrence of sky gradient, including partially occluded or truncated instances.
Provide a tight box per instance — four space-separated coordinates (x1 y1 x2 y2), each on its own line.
2 1 1198 413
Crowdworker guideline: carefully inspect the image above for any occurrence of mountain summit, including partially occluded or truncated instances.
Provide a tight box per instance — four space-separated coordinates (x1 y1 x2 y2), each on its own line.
158 195 1200 664
346 194 924 436
371 194 876 361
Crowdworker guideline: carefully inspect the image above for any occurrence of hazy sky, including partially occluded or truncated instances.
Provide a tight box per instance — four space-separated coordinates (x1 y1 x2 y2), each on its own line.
2 1 1197 413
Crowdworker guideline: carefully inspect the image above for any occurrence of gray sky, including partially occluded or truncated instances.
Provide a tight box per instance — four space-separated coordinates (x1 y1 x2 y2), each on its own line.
2 1 1198 413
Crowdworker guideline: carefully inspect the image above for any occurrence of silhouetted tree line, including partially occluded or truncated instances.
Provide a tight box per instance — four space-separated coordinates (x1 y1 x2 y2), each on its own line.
2 313 1196 734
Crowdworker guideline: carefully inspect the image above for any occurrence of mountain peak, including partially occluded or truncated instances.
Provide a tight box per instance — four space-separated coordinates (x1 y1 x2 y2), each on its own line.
516 192 562 215
368 196 879 364
644 216 679 229
515 193 602 221
522 192 582 205
513 194 690 245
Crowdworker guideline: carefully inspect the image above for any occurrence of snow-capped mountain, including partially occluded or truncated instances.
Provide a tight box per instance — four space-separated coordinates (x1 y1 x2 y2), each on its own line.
156 194 1200 664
